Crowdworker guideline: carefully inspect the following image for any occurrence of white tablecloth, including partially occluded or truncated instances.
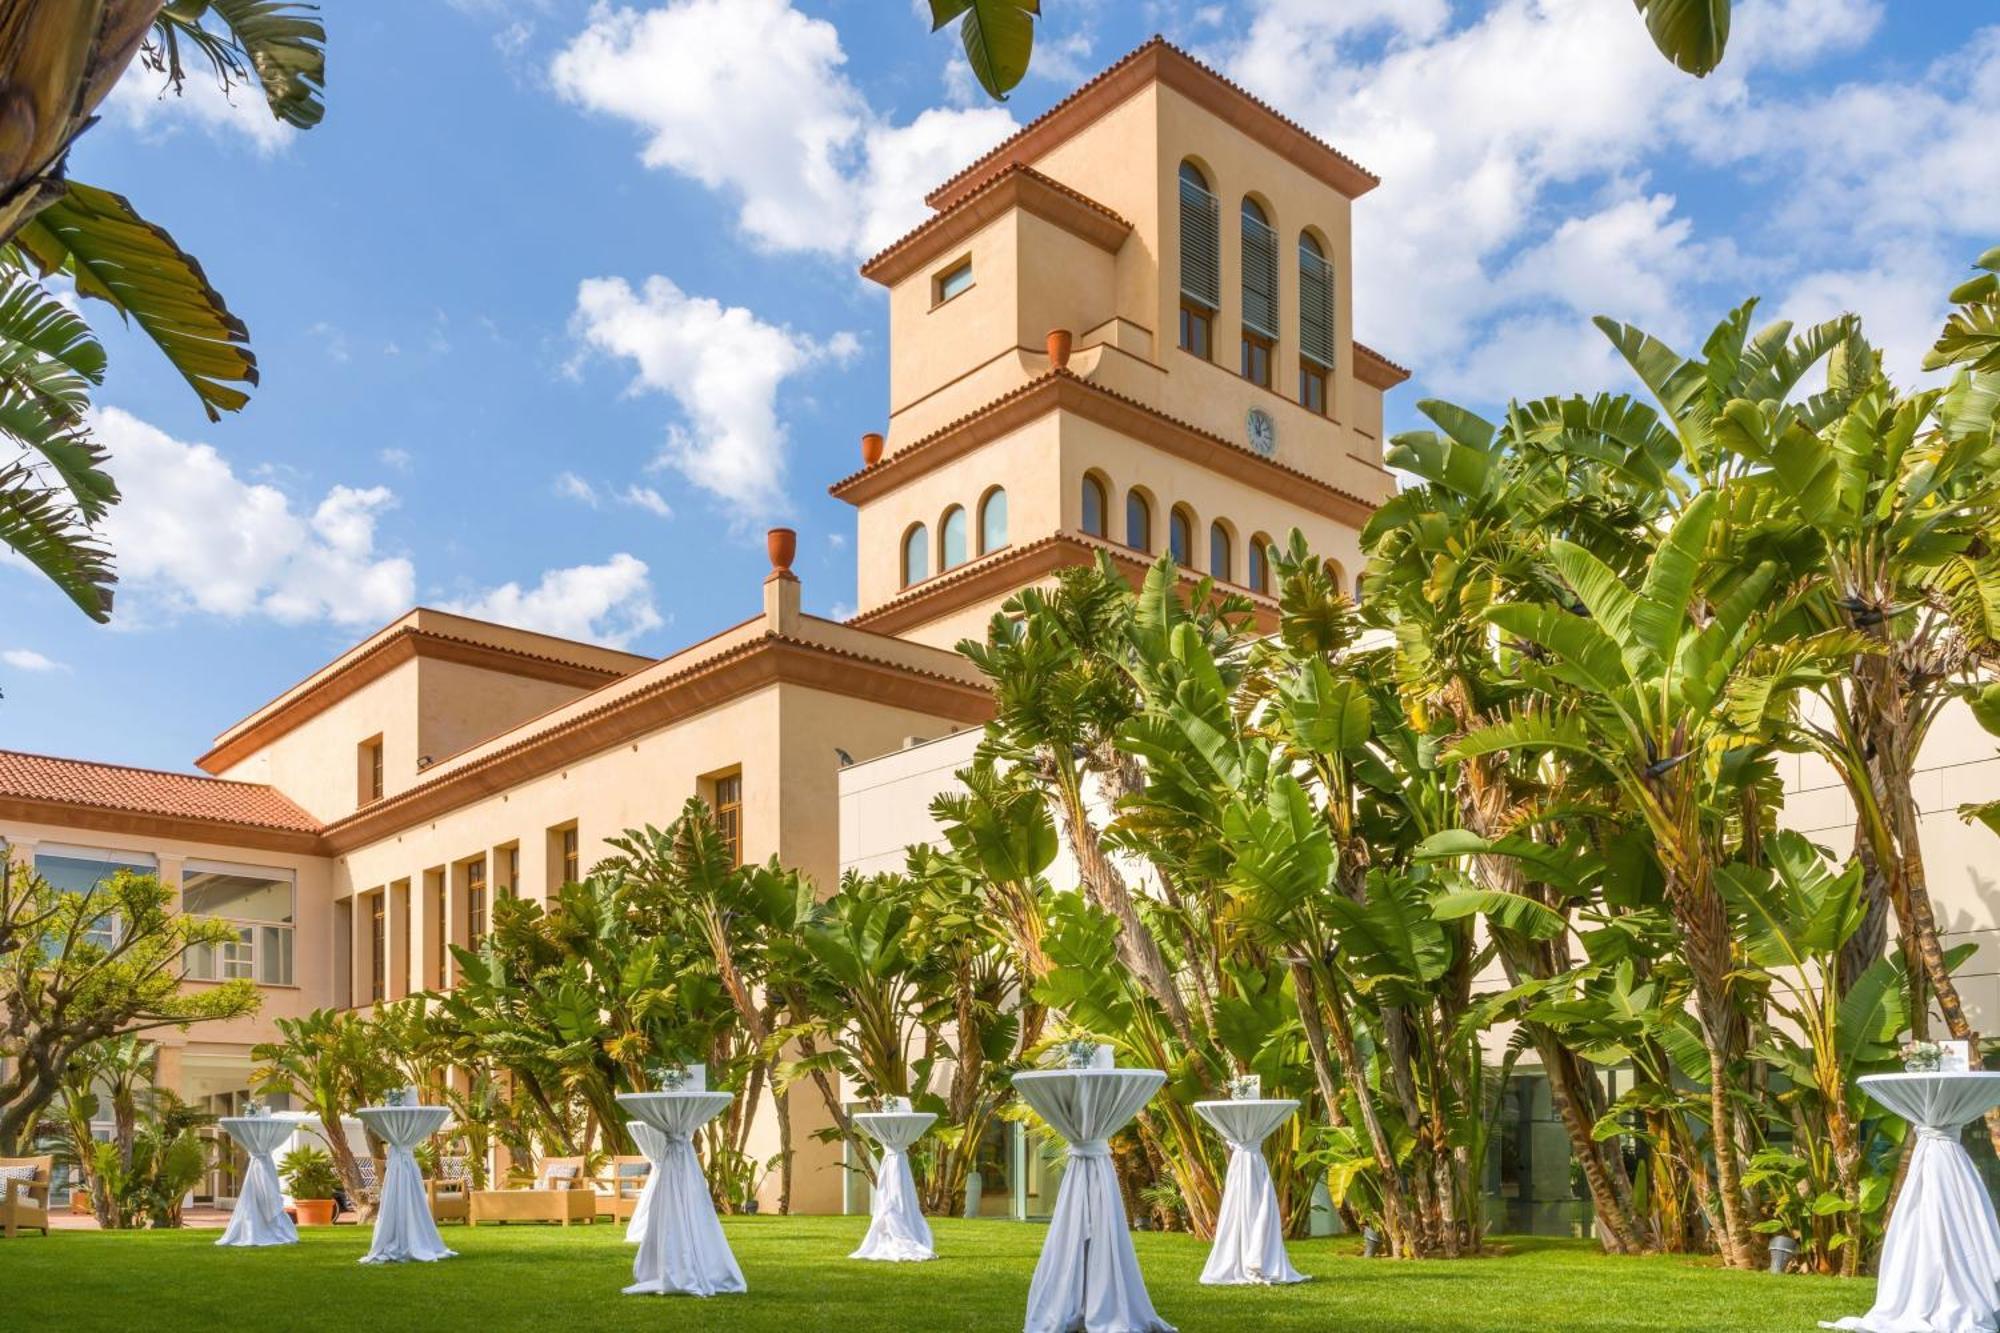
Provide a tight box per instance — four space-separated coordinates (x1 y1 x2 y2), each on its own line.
1826 1072 2000 1333
1193 1099 1304 1285
617 1091 744 1297
1014 1069 1175 1333
852 1111 938 1262
625 1120 665 1244
355 1105 456 1264
216 1117 299 1248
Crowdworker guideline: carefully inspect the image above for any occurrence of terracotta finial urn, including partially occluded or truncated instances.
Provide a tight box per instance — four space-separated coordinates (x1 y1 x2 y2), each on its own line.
766 527 798 576
861 431 885 466
1046 328 1073 371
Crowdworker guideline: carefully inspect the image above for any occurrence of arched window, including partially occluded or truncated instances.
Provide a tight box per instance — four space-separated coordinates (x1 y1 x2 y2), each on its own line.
902 524 929 587
978 487 1008 554
1325 558 1347 595
1178 161 1218 360
940 506 968 570
1126 490 1153 552
1169 506 1194 566
1299 231 1334 414
1209 522 1232 583
1081 474 1108 537
1248 534 1272 595
1240 197 1278 389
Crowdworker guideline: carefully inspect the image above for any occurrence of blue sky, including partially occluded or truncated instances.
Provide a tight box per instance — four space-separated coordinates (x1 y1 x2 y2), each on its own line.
3 0 1995 771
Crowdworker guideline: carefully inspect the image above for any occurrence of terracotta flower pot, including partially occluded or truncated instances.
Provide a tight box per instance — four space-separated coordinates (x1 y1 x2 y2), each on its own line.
861 431 885 466
294 1197 336 1226
1046 328 1073 371
766 527 798 573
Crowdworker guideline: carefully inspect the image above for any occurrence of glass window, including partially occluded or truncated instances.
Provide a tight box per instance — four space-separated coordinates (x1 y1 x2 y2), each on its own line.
1126 491 1152 552
935 258 973 304
1300 359 1328 414
1249 537 1270 594
1299 231 1335 386
370 894 386 1002
1179 302 1212 361
940 506 968 570
1210 523 1232 582
1081 476 1108 537
714 773 743 866
1178 161 1219 328
183 862 294 985
36 850 155 951
1241 331 1273 388
561 827 580 884
467 859 487 950
979 488 1008 554
902 524 929 587
1169 508 1193 566
503 846 519 898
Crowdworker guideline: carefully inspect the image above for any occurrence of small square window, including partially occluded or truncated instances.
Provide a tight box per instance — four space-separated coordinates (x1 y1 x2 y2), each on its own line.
934 258 973 305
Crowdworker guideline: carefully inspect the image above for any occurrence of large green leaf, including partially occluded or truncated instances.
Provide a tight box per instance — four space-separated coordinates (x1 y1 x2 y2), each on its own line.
0 269 115 520
14 181 257 420
1926 245 2000 373
0 461 116 620
930 0 1040 100
1430 887 1567 940
1634 0 1731 77
152 1 326 130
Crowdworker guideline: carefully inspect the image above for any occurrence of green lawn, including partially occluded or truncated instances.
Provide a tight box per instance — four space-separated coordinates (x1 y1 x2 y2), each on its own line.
4 1216 1871 1331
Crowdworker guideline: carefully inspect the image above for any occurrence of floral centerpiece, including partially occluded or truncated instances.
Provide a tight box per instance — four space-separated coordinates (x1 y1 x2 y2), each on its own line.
1902 1040 1942 1073
1227 1075 1262 1101
1052 1037 1100 1070
652 1062 692 1091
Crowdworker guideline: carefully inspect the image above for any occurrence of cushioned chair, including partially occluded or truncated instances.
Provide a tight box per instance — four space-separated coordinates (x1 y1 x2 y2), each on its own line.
598 1155 650 1221
468 1156 596 1227
0 1156 53 1238
427 1155 470 1224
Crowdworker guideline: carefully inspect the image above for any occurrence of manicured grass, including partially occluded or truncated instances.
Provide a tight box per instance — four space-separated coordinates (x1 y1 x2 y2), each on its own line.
4 1216 1871 1331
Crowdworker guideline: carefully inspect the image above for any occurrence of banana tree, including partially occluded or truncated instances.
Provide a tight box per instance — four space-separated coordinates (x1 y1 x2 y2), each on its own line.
0 2 323 618
1455 486 1868 1268
252 1008 395 1214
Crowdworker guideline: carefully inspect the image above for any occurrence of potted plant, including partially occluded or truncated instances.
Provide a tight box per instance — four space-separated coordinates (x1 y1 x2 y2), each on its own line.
281 1145 341 1226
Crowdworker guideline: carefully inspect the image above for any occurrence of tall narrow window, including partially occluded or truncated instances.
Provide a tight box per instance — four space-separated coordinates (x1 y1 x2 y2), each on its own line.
940 505 968 570
1210 523 1233 583
1248 536 1271 595
433 876 447 984
1125 491 1152 552
978 488 1008 554
503 846 519 898
1081 475 1108 537
902 523 929 587
1169 507 1194 566
1178 161 1218 359
714 772 743 866
1299 231 1334 414
1241 198 1277 389
561 827 579 884
467 858 487 951
359 737 384 806
369 894 385 1003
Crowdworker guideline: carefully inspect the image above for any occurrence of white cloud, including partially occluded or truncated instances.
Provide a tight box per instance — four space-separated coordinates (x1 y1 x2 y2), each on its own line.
1210 0 1997 398
1 648 64 672
104 57 296 154
619 485 673 519
378 447 413 473
442 554 662 649
550 0 1016 259
89 407 415 628
555 471 600 506
571 274 855 518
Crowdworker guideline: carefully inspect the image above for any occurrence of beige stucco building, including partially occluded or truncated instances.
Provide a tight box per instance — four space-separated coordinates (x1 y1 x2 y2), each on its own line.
0 39 1407 1216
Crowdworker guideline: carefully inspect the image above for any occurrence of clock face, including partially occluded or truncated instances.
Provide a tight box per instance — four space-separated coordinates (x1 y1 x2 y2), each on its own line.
1247 408 1277 457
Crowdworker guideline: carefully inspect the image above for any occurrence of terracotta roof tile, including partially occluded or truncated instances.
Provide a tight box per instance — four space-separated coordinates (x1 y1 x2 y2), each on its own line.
925 36 1378 210
0 749 321 834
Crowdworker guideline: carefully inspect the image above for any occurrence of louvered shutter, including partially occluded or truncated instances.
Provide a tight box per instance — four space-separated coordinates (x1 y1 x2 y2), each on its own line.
1242 212 1278 340
1179 176 1219 311
1299 243 1334 368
